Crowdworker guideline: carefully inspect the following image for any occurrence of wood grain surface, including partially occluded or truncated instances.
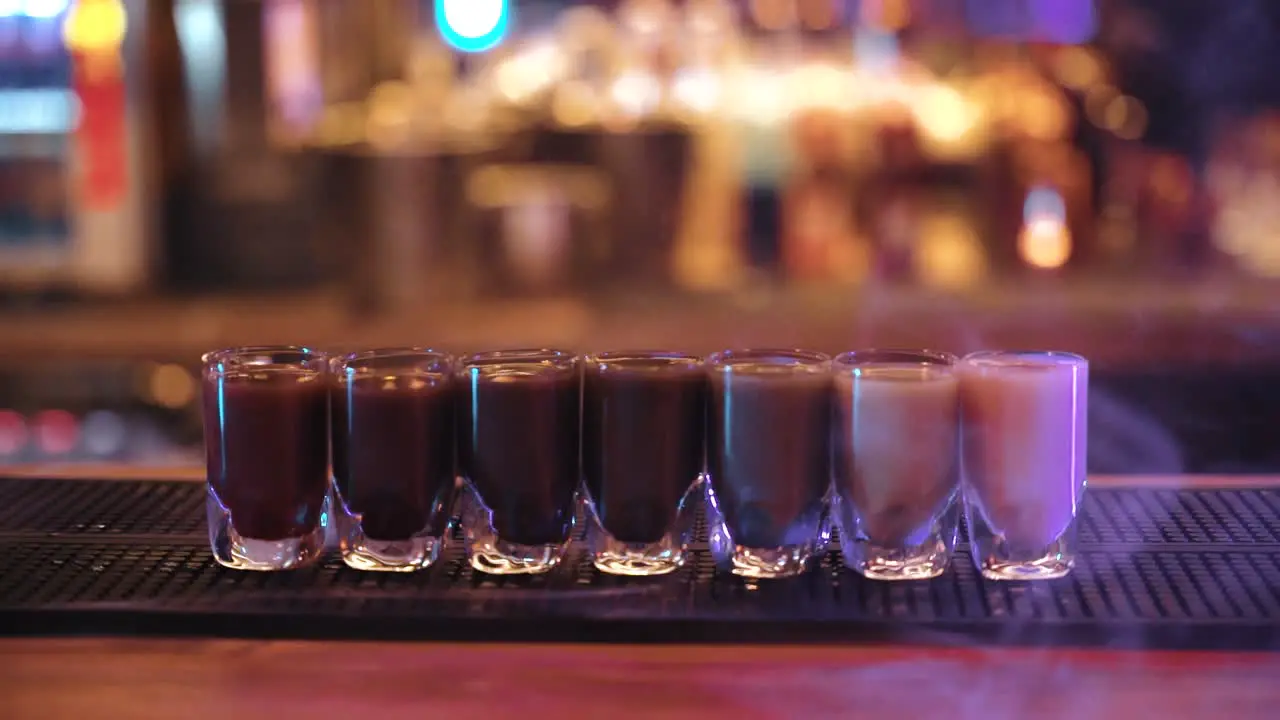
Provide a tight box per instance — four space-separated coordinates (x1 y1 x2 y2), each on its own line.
0 640 1276 720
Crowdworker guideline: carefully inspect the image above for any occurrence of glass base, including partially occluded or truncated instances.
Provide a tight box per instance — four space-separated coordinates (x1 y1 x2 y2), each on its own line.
459 482 572 575
721 545 816 579
844 538 951 580
468 537 566 575
593 547 684 576
706 484 829 579
835 496 958 581
341 529 443 572
333 484 446 572
207 487 327 571
972 536 1075 581
588 527 686 577
966 496 1077 581
583 483 696 577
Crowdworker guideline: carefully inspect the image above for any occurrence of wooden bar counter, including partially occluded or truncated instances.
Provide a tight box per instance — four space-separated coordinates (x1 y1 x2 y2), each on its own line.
1 467 1277 720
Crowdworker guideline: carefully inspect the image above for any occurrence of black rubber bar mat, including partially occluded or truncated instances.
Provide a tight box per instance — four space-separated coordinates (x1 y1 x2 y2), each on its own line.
0 477 1278 650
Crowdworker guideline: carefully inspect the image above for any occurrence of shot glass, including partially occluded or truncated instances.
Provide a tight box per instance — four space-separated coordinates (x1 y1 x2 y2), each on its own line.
832 349 960 580
958 350 1088 581
582 351 707 576
202 346 330 571
458 349 581 574
331 348 457 572
706 349 833 579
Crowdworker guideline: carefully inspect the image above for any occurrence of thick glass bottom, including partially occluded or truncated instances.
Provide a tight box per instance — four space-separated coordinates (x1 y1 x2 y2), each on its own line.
459 481 572 575
589 531 685 577
836 496 958 581
844 536 953 580
333 484 446 572
468 537 566 575
206 487 327 571
341 530 443 572
706 484 829 579
966 497 1078 581
720 545 816 579
583 481 698 577
975 550 1074 580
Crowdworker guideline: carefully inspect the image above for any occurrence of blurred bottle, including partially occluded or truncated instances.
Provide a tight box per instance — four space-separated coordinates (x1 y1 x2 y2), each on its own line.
164 0 330 293
670 0 748 291
782 108 860 283
738 3 801 284
147 0 194 290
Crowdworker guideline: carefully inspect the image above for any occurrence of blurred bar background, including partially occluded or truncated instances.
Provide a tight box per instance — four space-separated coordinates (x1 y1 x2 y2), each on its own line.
2 0 1280 474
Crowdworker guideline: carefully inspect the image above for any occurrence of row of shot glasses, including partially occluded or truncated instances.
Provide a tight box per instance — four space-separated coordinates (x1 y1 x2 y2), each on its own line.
202 346 1087 581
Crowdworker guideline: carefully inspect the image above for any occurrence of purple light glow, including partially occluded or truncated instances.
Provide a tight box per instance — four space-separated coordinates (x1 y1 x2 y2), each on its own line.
965 0 1096 44
1030 0 1096 44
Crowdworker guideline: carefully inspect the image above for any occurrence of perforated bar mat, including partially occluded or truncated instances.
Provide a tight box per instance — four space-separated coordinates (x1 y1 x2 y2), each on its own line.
1 477 1278 650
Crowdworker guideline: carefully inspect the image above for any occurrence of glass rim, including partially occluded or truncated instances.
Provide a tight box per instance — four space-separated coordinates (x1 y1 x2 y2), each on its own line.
707 348 830 371
834 348 958 368
338 346 454 363
960 350 1088 367
335 347 455 377
201 345 327 367
586 349 703 371
462 348 578 369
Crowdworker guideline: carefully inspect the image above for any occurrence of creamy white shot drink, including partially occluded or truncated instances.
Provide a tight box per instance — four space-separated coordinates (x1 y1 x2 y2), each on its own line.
958 351 1088 581
833 350 961 580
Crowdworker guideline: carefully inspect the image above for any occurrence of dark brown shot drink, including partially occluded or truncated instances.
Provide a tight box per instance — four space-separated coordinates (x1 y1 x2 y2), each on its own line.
202 346 330 571
706 349 833 579
458 349 580 575
583 351 707 576
332 349 456 572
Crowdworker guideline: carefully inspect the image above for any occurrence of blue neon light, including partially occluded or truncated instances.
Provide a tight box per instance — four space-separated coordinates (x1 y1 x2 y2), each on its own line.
0 0 69 19
435 0 510 54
